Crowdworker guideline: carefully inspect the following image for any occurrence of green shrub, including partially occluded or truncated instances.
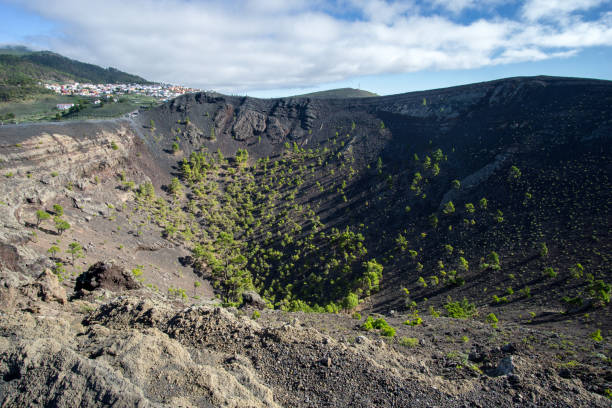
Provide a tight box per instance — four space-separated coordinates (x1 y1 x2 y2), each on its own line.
590 329 603 342
429 214 438 228
403 317 422 326
67 242 83 265
380 325 396 337
487 251 500 269
492 295 508 304
361 316 375 331
362 316 395 337
444 297 477 319
507 165 521 181
588 280 611 305
35 209 50 226
539 242 549 258
486 313 499 328
53 204 64 216
456 258 468 273
372 318 387 330
399 337 418 347
325 302 341 313
543 267 557 278
428 305 440 317
235 148 249 165
54 217 70 236
569 263 584 279
342 292 359 310
443 201 455 215
251 310 261 320
47 245 60 257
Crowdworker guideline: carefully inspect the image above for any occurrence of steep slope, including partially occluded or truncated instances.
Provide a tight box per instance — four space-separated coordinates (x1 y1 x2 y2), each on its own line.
0 76 611 405
133 76 611 319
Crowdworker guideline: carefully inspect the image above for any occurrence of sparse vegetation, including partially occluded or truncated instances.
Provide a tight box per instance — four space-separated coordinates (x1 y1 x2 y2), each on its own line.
361 316 395 337
66 242 83 265
444 297 477 319
54 217 70 236
398 337 418 347
0 75 610 407
486 313 499 328
35 209 50 227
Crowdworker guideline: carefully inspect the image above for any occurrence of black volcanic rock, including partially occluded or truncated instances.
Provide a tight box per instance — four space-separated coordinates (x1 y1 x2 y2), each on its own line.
74 261 140 297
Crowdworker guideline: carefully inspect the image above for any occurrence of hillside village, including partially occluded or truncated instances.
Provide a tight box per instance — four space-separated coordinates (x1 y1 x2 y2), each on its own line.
44 82 199 101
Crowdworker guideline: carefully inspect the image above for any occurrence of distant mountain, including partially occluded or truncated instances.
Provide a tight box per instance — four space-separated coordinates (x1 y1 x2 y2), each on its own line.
0 45 34 56
0 47 152 101
292 87 378 99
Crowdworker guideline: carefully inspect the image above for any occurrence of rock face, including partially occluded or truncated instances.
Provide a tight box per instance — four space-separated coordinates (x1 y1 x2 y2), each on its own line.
241 291 266 309
232 110 267 140
1 291 608 408
490 355 515 377
74 261 140 297
0 296 281 408
25 269 67 304
0 120 144 277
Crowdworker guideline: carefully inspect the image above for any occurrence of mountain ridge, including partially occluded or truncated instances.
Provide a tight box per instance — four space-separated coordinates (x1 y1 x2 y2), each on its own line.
290 87 378 99
0 47 152 101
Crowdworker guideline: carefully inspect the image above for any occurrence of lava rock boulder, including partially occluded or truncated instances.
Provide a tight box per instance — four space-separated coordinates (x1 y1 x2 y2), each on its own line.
74 261 140 298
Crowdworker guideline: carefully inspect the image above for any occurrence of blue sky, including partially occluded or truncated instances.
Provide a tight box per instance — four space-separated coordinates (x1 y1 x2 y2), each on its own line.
1 0 611 97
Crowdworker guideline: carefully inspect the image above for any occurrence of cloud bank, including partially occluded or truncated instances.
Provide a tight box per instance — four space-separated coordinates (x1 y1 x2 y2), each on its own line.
9 0 612 92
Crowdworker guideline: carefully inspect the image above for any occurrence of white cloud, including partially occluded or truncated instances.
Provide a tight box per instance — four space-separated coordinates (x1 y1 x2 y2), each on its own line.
522 0 610 21
8 0 612 92
428 0 506 15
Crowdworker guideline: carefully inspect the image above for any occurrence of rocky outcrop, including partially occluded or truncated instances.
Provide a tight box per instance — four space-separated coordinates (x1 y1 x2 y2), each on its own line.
21 269 67 304
74 261 140 298
0 276 609 408
240 291 266 309
0 122 135 209
0 268 66 312
0 306 280 408
0 120 144 276
206 98 318 144
232 110 266 141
